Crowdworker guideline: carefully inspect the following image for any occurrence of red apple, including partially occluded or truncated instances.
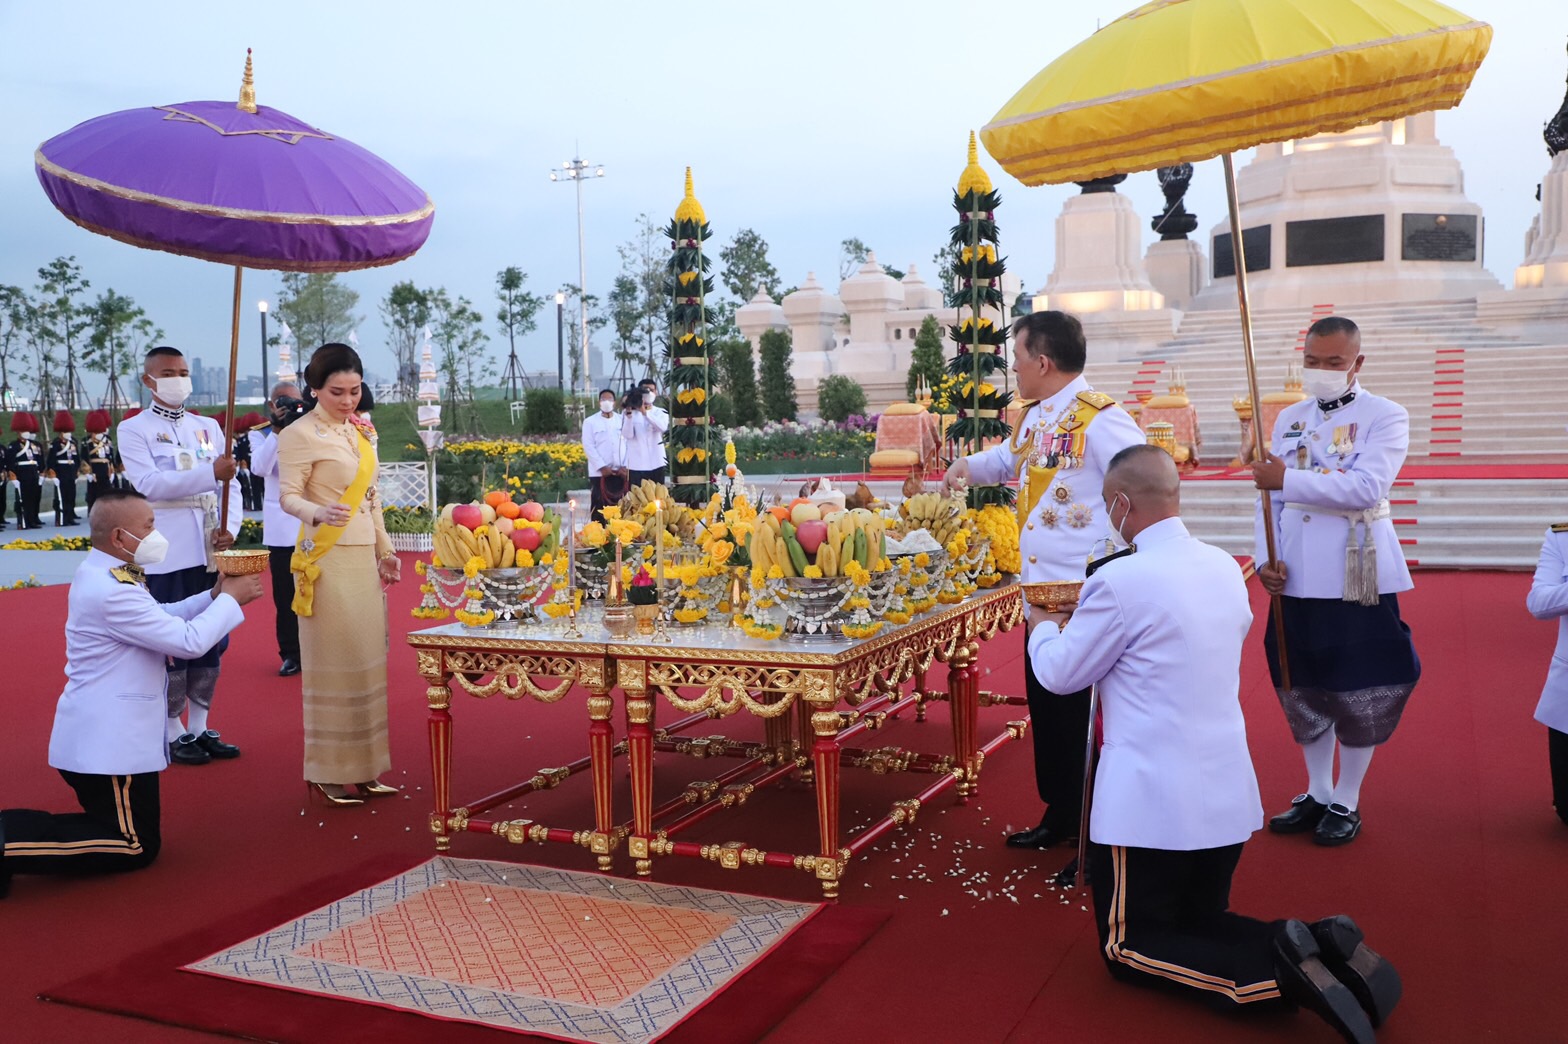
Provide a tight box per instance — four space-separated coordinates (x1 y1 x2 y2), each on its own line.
518 501 545 522
510 526 542 552
795 519 829 556
451 504 484 531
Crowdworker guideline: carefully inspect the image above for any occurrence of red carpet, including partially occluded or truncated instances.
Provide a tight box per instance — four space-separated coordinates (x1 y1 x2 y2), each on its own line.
3 558 1566 1042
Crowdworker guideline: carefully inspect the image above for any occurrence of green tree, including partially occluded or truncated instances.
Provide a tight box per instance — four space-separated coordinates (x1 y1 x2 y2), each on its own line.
495 266 544 399
0 285 34 410
84 289 162 411
558 283 607 393
718 228 781 304
931 241 962 296
906 314 947 399
429 288 491 432
616 213 666 377
34 256 92 410
379 281 430 398
757 328 797 422
606 274 644 387
276 272 361 349
836 237 903 281
817 374 867 423
715 337 761 428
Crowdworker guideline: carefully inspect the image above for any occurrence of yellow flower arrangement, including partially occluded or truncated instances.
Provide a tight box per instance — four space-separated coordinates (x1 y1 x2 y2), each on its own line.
802 564 823 579
914 552 931 568
959 245 998 266
541 601 571 618
463 556 483 578
843 560 871 588
601 505 622 521
847 594 871 610
678 270 699 286
675 447 708 463
676 388 707 406
515 549 535 568
973 505 1021 573
767 564 784 580
750 568 767 589
414 559 428 576
739 615 783 640
885 610 912 625
724 440 736 466
553 554 569 576
674 607 708 624
840 621 884 640
707 539 734 565
606 519 643 545
705 521 729 541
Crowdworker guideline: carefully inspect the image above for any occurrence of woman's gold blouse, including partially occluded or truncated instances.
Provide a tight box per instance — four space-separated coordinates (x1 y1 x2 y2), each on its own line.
277 415 393 556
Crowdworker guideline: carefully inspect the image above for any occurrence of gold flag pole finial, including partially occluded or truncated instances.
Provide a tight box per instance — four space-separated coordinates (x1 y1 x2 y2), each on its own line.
674 166 706 224
957 131 994 196
238 48 257 113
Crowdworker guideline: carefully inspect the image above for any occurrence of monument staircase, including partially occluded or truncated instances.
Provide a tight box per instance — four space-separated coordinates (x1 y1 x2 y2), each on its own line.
1087 300 1568 568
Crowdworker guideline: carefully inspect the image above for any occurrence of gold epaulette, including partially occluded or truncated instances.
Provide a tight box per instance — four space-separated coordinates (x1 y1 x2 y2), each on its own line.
1552 522 1568 534
110 565 145 586
1076 390 1117 410
1017 399 1040 413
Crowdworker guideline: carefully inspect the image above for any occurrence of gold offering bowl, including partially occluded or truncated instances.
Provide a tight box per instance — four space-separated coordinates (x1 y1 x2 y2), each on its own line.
215 549 270 576
1022 580 1082 613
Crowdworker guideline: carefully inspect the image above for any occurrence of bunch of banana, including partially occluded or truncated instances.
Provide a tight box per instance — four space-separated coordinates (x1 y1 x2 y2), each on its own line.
434 514 517 569
746 508 887 580
618 479 697 541
897 491 964 545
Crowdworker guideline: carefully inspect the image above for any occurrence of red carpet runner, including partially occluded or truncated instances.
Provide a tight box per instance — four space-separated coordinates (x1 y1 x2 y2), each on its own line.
2 561 1564 1042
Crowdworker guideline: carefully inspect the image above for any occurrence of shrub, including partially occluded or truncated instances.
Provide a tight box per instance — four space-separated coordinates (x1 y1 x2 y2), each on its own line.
707 391 735 430
816 375 867 423
758 328 798 422
522 388 567 435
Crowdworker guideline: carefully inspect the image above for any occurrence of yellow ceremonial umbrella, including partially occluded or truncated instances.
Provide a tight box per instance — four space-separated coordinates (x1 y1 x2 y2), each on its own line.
980 0 1491 688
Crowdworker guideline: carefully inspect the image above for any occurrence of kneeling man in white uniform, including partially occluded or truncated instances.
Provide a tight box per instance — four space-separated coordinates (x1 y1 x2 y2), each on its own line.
0 491 261 898
1027 445 1401 1044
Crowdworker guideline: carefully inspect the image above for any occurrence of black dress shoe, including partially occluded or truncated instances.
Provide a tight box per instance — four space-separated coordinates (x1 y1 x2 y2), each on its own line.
278 658 301 677
1269 794 1328 834
1006 823 1075 850
194 730 241 759
170 734 211 765
1311 915 1402 1027
1052 856 1081 888
1314 804 1361 846
1273 920 1376 1044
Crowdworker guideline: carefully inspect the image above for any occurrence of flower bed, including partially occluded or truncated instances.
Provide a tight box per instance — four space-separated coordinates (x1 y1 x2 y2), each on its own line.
437 438 586 505
722 419 876 471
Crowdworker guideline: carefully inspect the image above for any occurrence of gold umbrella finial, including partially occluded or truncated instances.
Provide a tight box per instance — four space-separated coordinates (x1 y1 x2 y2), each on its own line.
957 131 994 196
674 166 706 224
238 48 257 114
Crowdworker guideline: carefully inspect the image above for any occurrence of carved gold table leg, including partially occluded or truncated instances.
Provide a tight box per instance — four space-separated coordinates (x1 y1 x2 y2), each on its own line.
619 660 656 877
913 664 929 722
795 699 815 784
425 675 454 852
947 638 981 803
804 670 842 899
585 687 616 871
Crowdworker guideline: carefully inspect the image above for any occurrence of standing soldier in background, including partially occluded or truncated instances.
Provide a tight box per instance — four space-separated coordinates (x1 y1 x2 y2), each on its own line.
250 384 305 677
583 387 627 523
6 412 45 530
1252 316 1420 848
945 311 1144 852
118 347 244 765
46 411 81 526
83 409 120 511
1527 519 1568 826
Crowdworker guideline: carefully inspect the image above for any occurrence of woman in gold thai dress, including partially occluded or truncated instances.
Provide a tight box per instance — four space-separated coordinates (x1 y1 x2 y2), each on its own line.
279 344 401 805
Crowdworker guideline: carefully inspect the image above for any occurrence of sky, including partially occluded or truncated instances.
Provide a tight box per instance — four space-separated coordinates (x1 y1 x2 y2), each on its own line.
2 0 1565 398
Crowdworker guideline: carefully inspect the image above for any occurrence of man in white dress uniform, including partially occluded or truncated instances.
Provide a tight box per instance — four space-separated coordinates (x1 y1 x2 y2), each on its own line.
1029 446 1401 1044
1527 519 1568 825
249 384 306 677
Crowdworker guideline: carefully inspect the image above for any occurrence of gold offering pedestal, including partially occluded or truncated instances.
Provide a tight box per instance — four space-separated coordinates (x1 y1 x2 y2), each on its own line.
215 549 269 575
408 582 1025 899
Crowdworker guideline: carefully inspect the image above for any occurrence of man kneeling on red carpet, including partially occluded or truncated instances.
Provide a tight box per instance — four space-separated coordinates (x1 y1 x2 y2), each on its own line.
1027 446 1401 1044
0 490 261 898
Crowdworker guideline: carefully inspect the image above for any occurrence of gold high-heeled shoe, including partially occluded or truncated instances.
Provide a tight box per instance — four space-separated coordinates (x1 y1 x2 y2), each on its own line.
308 782 364 806
358 779 401 796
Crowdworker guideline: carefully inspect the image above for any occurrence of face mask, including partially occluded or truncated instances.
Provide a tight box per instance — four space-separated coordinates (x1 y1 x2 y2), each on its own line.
1302 367 1353 403
151 375 193 406
642 392 655 405
22 432 35 442
1105 492 1131 548
599 400 614 414
120 527 169 567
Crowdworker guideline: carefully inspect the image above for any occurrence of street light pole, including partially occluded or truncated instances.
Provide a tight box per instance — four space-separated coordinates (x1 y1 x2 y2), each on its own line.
554 291 566 393
257 300 269 397
549 153 606 399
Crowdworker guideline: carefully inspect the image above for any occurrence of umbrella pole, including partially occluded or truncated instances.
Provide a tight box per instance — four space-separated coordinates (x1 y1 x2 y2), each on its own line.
1221 154 1291 692
219 264 243 533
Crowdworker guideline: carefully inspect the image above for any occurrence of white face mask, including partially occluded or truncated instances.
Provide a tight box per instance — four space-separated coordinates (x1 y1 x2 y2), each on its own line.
21 431 35 441
642 391 655 405
599 399 614 414
1105 492 1131 549
120 527 169 567
1302 367 1353 403
150 375 193 406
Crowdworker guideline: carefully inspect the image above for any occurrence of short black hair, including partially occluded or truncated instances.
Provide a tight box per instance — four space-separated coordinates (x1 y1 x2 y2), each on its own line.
1012 311 1086 374
303 343 363 391
638 377 658 390
89 488 147 509
598 387 616 399
145 346 184 361
1307 316 1360 340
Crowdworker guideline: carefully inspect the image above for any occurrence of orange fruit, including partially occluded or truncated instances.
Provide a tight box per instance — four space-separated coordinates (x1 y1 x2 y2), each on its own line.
496 501 522 519
484 490 510 508
768 506 791 522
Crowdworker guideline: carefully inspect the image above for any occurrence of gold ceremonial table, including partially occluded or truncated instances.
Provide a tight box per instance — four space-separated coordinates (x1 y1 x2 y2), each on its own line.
407 583 1024 899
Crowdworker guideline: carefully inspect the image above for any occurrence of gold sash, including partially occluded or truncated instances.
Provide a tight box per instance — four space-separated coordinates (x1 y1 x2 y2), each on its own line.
1016 391 1116 528
290 431 375 618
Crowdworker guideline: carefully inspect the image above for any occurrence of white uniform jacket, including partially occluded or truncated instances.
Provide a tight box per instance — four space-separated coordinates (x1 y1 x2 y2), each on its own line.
118 409 242 574
1254 383 1413 599
49 549 246 775
964 375 1145 584
621 406 669 472
1528 525 1568 734
582 411 625 478
248 428 302 549
1027 518 1262 851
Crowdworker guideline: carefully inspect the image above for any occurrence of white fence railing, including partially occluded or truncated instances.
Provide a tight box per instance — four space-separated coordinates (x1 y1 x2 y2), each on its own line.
379 461 434 509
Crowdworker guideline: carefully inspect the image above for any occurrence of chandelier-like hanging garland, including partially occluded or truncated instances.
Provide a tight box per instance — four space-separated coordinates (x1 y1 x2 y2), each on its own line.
664 168 714 507
945 133 1015 509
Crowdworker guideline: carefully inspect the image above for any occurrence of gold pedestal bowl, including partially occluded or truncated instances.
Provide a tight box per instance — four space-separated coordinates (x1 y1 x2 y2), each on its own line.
215 549 270 575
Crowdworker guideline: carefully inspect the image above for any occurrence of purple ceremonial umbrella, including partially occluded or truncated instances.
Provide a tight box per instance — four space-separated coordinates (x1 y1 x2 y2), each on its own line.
33 51 434 526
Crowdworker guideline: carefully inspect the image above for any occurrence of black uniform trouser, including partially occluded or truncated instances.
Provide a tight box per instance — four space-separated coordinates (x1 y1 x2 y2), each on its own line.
16 474 42 528
146 567 227 671
1089 841 1286 1011
56 475 78 522
1026 664 1092 833
629 467 666 488
268 545 300 662
1550 728 1568 826
2 770 162 876
86 464 111 509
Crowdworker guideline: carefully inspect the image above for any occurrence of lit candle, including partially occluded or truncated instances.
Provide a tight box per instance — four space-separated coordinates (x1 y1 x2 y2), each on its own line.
567 498 577 600
654 499 665 590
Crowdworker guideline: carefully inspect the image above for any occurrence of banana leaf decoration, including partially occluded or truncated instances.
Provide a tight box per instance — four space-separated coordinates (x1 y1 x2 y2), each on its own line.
663 168 714 506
